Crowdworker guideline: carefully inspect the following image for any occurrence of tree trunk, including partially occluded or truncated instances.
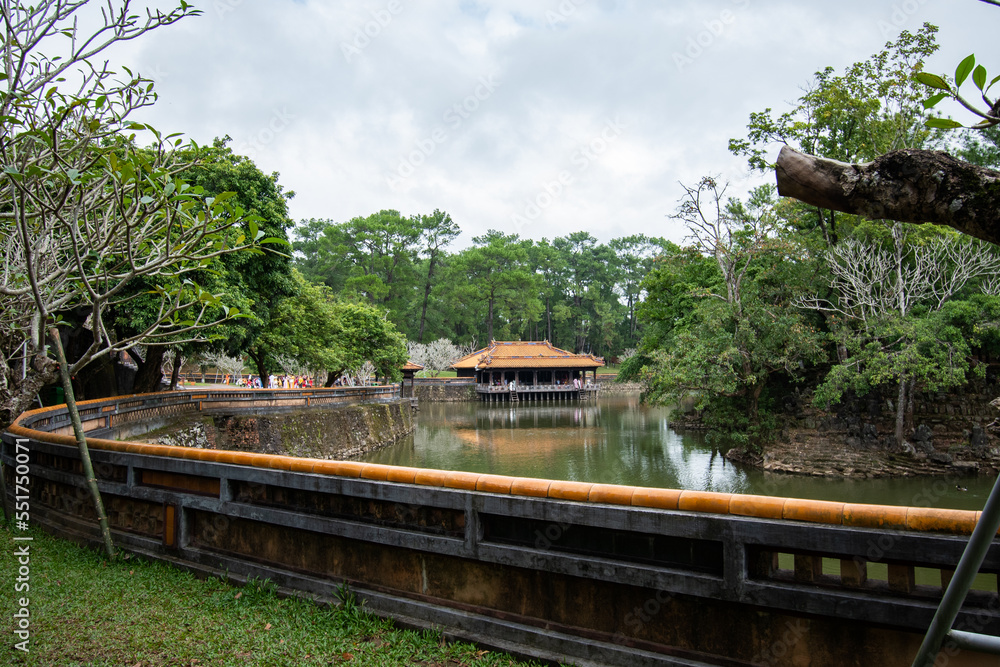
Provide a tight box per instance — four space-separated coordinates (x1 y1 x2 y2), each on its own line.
130 346 166 394
775 146 1000 245
249 349 270 388
417 257 438 344
546 299 552 342
487 297 494 341
325 371 337 387
895 376 907 447
748 382 764 428
169 352 182 390
49 327 115 559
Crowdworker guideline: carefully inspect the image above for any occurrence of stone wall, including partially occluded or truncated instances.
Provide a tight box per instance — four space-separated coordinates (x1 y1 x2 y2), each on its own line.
757 380 1000 477
137 400 413 460
596 376 641 394
411 381 476 402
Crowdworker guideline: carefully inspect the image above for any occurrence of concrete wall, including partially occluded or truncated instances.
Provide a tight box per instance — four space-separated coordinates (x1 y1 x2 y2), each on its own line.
4 388 1000 667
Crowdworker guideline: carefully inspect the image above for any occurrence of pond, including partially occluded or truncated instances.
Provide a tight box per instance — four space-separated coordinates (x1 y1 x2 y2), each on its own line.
364 394 998 511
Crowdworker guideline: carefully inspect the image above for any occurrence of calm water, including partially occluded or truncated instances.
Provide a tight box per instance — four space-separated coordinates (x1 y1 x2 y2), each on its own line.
365 395 998 510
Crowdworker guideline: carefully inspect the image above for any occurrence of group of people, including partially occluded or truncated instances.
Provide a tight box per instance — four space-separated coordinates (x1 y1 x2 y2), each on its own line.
222 374 315 389
268 374 314 389
223 374 262 388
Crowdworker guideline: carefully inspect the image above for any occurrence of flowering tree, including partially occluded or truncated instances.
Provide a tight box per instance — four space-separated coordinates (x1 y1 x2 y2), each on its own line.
407 338 462 376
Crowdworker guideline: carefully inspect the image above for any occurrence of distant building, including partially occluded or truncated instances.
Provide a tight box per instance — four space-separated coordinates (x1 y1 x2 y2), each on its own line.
450 340 603 402
400 360 424 398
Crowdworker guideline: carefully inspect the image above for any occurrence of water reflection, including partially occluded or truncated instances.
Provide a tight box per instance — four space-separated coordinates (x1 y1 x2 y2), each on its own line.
364 395 997 510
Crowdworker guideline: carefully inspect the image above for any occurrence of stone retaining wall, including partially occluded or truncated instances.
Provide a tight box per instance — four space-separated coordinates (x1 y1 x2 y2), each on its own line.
755 381 1000 477
411 381 477 402
597 377 642 394
136 401 413 460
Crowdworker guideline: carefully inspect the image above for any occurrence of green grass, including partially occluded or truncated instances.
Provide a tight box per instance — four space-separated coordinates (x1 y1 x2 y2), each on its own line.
2 523 547 666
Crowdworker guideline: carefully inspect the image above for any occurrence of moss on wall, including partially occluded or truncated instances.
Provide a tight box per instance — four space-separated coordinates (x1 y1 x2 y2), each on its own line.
138 400 414 460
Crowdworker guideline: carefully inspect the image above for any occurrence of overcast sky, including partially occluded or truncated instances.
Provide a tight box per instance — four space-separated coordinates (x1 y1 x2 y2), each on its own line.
109 0 1000 248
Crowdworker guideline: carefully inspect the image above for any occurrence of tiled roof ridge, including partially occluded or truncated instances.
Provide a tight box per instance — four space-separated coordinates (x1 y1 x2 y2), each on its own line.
450 340 605 368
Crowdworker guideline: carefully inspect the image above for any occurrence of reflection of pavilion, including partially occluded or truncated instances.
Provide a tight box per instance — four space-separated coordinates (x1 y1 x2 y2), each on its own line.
450 340 604 402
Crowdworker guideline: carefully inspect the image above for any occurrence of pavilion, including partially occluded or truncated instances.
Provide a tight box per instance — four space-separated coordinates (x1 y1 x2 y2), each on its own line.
450 340 604 402
400 360 424 398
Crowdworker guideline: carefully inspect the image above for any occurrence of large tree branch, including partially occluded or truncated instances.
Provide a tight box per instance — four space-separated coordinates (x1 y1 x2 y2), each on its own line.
775 146 1000 245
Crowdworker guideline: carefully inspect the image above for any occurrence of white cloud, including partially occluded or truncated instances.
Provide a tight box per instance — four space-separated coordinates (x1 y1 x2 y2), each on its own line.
101 0 1000 248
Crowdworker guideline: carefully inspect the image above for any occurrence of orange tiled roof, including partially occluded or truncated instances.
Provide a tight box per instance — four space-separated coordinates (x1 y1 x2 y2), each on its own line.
450 340 604 370
401 361 425 371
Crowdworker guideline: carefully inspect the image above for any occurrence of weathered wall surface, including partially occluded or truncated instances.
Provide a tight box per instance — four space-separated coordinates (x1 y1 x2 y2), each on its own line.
596 376 641 394
412 381 476 402
737 381 1000 477
137 401 413 460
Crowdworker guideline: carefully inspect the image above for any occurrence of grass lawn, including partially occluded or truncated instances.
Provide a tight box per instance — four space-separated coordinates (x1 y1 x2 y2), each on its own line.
2 522 549 666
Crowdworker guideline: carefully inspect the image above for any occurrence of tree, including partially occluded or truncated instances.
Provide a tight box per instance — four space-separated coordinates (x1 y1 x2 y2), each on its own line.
248 270 408 386
451 230 540 342
0 0 281 557
551 232 618 354
199 351 247 381
770 6 1000 452
799 226 1000 444
637 179 824 447
407 338 461 377
609 234 670 347
732 24 940 248
415 210 459 343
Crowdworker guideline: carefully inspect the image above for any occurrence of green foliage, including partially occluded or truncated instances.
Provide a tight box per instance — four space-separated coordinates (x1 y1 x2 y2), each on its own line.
633 183 825 449
730 24 940 249
918 52 1000 130
293 213 673 357
957 125 1000 168
814 310 973 409
249 269 408 382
